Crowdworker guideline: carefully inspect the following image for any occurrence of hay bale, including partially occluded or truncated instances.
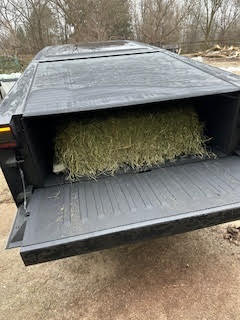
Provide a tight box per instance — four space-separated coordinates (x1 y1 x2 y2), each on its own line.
55 106 209 180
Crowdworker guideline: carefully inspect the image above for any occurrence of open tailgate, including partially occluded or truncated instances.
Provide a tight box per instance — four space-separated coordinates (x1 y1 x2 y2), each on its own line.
7 156 240 265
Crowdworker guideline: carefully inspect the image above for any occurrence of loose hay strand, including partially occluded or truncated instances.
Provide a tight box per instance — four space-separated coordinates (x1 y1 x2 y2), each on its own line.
55 106 210 180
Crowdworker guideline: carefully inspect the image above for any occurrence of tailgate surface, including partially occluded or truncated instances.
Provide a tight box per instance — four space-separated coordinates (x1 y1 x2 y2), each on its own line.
21 156 240 264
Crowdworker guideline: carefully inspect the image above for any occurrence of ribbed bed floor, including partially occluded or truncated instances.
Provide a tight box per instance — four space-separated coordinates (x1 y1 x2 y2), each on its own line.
22 156 240 249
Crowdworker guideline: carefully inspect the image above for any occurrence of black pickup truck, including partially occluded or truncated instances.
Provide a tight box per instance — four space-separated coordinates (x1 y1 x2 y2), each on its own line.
1 40 240 266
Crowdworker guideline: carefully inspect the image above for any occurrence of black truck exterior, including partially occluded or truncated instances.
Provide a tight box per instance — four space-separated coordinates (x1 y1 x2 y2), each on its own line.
1 40 240 265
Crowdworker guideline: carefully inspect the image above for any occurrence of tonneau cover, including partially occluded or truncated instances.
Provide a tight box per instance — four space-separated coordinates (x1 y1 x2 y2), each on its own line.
1 40 240 124
34 40 158 61
23 49 240 117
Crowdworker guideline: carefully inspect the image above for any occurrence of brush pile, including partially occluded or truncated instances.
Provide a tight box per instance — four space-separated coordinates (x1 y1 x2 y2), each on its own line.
192 45 240 59
55 106 209 180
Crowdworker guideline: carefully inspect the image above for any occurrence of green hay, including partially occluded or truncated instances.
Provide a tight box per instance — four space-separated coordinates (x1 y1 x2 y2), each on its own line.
55 106 210 180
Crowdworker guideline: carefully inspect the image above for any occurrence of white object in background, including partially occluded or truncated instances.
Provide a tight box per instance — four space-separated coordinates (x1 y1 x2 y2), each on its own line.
0 81 16 98
192 56 204 63
0 72 21 80
0 72 21 99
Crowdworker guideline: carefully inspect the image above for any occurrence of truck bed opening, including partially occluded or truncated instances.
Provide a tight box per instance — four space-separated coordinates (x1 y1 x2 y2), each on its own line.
21 93 240 187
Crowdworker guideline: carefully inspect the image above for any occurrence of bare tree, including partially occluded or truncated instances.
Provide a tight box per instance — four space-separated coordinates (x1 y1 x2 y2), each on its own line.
5 0 57 53
217 0 240 41
193 0 224 43
134 0 193 45
52 0 132 42
1 0 240 56
0 0 21 54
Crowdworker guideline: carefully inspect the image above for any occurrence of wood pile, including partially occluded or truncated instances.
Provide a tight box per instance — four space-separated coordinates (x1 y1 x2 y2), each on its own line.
192 45 240 59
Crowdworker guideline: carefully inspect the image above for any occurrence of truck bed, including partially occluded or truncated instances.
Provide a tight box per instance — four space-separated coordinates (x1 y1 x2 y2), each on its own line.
3 41 240 266
9 156 240 265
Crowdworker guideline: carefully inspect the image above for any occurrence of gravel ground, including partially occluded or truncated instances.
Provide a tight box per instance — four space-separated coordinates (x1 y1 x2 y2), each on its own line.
1 59 240 320
205 58 240 75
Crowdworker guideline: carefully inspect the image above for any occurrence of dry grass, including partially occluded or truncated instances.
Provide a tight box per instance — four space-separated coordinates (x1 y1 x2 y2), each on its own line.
55 106 209 180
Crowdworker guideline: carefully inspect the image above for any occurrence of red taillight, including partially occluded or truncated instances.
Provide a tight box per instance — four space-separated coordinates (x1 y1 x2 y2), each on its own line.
0 126 17 149
0 142 17 149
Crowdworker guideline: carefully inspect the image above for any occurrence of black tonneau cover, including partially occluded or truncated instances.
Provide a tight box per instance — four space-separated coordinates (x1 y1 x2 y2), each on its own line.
23 42 240 117
0 40 240 125
23 50 240 117
1 40 240 125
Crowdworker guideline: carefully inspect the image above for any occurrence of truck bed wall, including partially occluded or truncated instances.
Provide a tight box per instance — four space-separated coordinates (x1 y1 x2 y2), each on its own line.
19 93 240 189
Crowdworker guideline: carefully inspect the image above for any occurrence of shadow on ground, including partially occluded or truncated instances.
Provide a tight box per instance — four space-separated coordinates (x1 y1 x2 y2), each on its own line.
1 200 240 320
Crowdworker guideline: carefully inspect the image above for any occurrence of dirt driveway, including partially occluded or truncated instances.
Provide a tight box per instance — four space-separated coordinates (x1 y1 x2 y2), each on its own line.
1 58 240 320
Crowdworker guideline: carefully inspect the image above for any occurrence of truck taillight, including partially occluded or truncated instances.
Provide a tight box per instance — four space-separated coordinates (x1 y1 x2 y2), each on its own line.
0 126 17 149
